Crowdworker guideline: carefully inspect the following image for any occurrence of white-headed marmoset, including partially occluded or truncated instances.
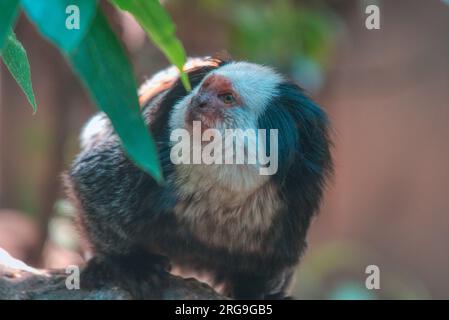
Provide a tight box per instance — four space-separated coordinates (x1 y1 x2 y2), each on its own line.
65 57 333 299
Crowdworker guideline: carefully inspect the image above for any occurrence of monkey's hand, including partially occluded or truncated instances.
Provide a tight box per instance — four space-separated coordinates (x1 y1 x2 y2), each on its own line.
80 250 171 299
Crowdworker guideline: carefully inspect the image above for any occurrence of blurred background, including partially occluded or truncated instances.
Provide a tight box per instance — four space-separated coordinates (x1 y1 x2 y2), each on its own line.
1 0 448 299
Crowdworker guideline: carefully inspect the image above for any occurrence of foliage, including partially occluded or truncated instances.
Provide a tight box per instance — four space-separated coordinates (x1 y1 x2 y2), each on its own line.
177 0 339 92
21 0 98 53
292 242 431 299
229 0 338 92
231 0 334 65
0 0 20 49
111 0 190 91
1 31 36 112
0 0 191 182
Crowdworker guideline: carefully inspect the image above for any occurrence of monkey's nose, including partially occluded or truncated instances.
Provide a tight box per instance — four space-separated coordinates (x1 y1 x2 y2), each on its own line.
191 94 209 109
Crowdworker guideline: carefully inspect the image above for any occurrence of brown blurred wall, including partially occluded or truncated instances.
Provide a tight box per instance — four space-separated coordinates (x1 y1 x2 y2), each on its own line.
0 0 448 298
308 0 449 298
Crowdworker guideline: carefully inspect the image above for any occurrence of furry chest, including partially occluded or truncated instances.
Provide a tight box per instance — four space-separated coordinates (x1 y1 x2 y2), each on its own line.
173 182 281 253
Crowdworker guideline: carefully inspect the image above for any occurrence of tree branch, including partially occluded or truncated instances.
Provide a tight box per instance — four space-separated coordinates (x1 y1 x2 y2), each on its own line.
0 248 226 300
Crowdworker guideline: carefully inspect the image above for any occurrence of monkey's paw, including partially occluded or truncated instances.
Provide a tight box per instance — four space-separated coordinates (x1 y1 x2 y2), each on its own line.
80 251 171 299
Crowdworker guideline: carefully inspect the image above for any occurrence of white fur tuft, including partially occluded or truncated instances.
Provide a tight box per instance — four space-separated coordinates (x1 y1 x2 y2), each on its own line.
79 113 110 150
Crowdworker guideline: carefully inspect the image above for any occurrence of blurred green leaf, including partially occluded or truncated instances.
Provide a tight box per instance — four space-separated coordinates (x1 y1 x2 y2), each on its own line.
68 11 162 182
0 0 20 50
21 0 162 181
328 282 376 300
21 0 98 53
230 0 335 73
111 0 191 91
1 31 37 112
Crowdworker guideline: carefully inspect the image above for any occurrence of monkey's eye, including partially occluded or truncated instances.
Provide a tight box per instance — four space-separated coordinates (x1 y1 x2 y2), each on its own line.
218 93 236 105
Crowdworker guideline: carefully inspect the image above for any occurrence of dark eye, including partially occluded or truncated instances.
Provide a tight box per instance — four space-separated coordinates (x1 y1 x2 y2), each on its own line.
218 93 235 105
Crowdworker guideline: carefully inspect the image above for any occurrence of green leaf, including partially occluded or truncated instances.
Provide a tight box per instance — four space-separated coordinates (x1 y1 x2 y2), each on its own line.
111 0 191 91
21 0 98 53
68 11 162 182
0 0 20 51
1 31 37 113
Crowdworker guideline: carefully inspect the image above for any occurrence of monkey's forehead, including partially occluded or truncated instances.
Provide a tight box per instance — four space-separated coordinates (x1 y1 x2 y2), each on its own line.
204 62 284 116
212 62 281 78
138 57 221 105
206 61 283 91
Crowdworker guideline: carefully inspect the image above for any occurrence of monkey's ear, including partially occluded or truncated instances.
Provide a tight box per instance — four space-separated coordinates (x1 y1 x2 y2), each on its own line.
139 65 180 106
210 50 233 65
139 56 226 106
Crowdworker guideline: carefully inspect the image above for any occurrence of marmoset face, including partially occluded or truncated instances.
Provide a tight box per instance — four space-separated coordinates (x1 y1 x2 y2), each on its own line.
168 62 285 190
169 62 284 134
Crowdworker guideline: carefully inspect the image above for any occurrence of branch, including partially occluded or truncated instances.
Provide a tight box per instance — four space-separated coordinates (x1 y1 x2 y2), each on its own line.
0 248 226 300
